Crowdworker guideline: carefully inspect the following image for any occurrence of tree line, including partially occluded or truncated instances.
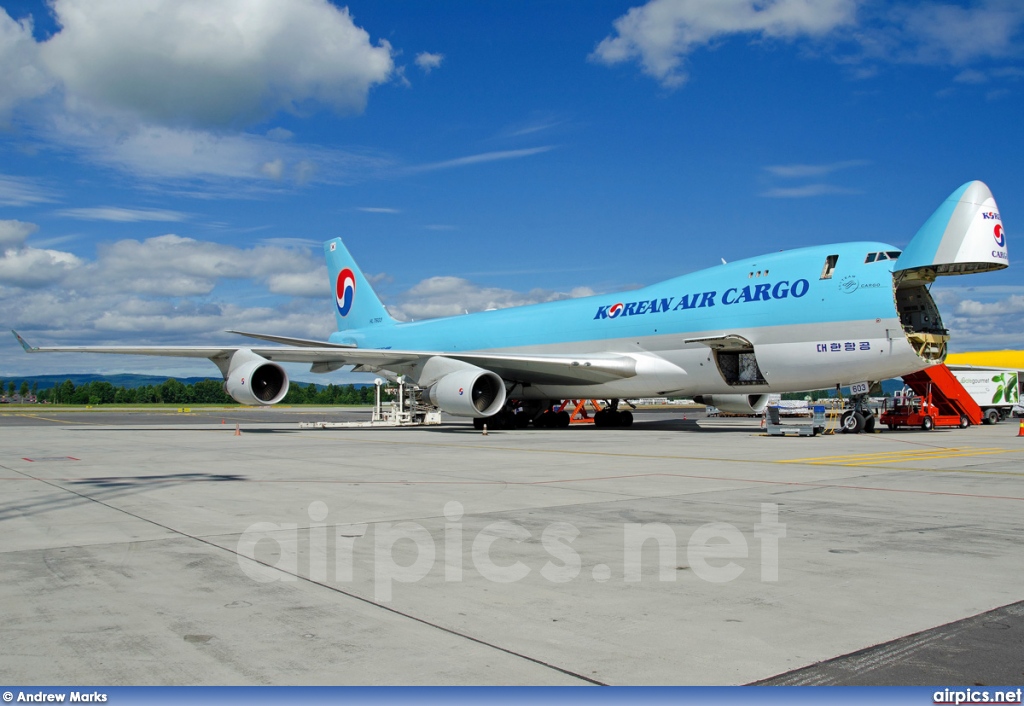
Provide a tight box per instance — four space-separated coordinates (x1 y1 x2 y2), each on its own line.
2 378 384 406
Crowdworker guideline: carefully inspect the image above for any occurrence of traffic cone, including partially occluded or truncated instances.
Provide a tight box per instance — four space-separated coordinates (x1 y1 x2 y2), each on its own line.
234 424 242 436
1018 419 1024 437
482 423 488 436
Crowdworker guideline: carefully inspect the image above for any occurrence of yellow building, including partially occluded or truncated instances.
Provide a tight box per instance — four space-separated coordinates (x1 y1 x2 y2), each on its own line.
945 350 1024 370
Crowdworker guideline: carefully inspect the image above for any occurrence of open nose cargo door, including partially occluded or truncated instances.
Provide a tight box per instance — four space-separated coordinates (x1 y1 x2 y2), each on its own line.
893 181 1009 361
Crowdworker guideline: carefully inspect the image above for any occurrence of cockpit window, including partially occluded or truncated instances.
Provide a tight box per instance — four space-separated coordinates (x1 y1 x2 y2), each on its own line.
865 250 903 263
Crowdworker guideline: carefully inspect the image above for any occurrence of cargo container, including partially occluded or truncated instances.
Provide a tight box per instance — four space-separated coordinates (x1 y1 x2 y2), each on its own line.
948 368 1021 424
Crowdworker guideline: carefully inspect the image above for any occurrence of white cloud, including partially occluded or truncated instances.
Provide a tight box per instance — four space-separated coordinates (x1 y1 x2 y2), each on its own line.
267 268 329 297
498 115 567 139
953 69 989 84
0 10 56 121
931 285 1024 353
38 0 394 128
862 2 1024 67
406 146 554 174
266 127 294 141
593 1 1024 87
41 117 392 185
759 160 867 198
0 219 82 288
357 207 401 214
0 225 342 375
0 0 397 186
591 0 857 87
759 183 861 198
294 159 317 185
73 233 321 296
0 174 58 206
955 295 1024 317
261 159 285 180
0 219 37 248
415 52 444 73
763 159 869 178
56 206 189 222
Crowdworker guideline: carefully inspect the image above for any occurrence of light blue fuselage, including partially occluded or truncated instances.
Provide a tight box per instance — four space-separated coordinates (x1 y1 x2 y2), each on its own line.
328 242 926 399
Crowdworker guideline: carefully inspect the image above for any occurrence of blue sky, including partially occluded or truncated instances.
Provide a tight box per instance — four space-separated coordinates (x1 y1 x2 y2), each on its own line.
1 0 1022 381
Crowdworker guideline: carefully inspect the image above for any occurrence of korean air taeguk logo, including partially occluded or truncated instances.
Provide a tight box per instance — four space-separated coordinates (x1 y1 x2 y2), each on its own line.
994 224 1005 248
336 268 356 317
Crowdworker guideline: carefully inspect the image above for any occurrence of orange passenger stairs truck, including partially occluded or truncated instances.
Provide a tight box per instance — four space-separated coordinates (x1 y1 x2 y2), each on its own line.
881 364 983 431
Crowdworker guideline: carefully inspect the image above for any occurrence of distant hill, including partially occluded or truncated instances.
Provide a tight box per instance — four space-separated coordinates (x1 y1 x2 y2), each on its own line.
1 373 369 391
5 373 910 396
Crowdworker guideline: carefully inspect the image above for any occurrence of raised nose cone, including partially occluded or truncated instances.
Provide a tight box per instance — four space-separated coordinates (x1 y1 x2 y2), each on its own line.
895 180 1009 281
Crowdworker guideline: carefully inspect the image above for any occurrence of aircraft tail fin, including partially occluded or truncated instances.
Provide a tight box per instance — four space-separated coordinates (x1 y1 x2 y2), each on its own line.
323 238 396 331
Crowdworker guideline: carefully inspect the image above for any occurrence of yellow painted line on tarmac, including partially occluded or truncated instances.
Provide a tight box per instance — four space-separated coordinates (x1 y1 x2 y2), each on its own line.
777 448 995 463
1 412 99 425
779 447 1024 467
297 433 1024 477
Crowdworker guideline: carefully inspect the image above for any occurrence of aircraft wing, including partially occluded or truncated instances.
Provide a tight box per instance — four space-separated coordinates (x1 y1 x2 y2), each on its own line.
13 331 636 385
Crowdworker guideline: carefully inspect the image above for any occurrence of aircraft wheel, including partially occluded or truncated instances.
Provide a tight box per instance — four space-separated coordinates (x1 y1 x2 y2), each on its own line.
514 412 530 428
557 411 571 428
862 415 876 433
594 410 608 427
840 411 864 434
922 416 934 431
983 409 1000 425
473 417 485 430
534 412 552 428
959 415 969 429
620 410 634 427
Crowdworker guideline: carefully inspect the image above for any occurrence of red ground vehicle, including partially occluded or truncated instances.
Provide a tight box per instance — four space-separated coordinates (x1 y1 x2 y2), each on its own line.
880 389 970 430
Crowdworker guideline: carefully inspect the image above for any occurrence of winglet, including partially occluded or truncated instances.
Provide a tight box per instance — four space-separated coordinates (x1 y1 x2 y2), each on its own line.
12 330 37 353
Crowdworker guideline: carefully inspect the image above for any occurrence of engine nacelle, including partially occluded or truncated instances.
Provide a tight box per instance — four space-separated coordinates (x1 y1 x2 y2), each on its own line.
423 367 506 417
693 393 769 415
223 352 289 405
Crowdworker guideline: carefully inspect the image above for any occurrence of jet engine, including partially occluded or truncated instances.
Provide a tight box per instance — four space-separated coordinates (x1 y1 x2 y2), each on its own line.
423 367 506 417
223 351 289 405
693 393 769 415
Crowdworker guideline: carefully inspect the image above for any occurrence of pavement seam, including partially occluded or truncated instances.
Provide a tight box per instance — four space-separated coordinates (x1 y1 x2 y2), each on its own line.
2 464 608 686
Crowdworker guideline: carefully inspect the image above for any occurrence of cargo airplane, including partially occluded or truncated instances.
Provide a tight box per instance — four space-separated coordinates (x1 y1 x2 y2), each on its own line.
14 181 1009 433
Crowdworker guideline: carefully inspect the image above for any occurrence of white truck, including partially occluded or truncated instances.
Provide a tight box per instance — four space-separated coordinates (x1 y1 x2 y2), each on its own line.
948 367 1021 425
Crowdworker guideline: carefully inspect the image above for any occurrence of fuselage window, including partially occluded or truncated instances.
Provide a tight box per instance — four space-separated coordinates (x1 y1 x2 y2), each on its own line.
820 254 839 279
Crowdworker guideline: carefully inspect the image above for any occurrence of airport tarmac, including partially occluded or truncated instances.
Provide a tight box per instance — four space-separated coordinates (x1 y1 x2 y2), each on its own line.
2 407 1023 685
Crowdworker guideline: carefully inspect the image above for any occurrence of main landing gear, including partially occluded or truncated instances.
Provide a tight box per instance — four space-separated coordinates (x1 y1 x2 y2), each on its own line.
593 400 633 428
472 399 633 430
